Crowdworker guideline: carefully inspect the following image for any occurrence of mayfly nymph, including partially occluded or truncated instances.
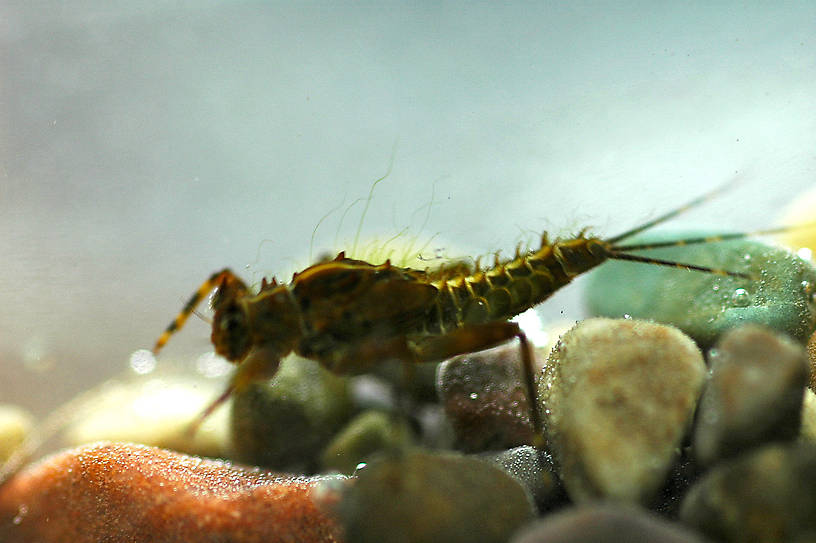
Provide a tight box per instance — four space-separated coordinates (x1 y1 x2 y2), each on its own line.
153 184 784 445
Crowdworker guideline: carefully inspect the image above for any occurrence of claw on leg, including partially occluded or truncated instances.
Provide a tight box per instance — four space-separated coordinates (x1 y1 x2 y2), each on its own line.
184 384 235 437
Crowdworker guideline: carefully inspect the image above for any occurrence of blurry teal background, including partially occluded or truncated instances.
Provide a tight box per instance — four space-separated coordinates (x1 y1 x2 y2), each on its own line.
1 2 814 414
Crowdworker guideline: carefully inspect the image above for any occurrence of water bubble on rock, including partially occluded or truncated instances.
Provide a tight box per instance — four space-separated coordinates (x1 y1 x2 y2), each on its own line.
730 288 751 307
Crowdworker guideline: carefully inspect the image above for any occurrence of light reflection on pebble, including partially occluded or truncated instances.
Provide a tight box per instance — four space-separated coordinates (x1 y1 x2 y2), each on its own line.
195 351 232 378
129 349 157 375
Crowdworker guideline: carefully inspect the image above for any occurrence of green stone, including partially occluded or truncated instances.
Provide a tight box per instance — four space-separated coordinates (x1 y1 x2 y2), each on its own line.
333 449 534 543
584 231 816 348
320 410 413 474
230 353 354 472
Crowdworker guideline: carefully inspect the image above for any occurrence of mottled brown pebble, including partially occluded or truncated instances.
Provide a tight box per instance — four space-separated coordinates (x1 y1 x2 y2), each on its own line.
0 441 344 543
806 328 816 392
437 343 541 452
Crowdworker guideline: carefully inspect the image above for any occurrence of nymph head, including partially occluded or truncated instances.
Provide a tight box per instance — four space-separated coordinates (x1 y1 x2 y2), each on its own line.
211 298 252 362
210 273 252 362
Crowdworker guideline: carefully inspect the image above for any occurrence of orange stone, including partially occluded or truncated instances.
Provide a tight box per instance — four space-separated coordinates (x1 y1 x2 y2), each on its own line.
0 441 343 543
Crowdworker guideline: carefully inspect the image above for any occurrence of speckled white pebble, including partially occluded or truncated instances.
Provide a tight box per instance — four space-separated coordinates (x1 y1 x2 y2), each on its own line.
540 318 706 504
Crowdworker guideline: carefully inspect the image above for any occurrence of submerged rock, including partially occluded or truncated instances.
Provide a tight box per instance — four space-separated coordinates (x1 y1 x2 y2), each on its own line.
0 405 34 464
320 410 414 474
806 328 816 392
327 448 534 543
0 441 344 543
437 343 540 452
800 388 816 442
62 375 230 459
585 232 816 348
680 442 816 542
230 353 354 472
479 445 565 512
511 504 707 543
693 325 807 465
540 318 706 504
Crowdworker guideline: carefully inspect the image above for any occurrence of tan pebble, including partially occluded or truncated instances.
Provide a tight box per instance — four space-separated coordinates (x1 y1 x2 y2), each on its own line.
62 374 229 458
0 405 34 463
800 389 816 442
779 185 816 258
541 318 706 504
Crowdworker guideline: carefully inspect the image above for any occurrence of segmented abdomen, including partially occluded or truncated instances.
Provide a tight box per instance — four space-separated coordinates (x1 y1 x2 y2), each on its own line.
427 237 607 333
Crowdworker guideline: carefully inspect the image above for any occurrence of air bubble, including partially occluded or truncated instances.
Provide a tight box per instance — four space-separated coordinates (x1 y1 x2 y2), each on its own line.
730 288 751 307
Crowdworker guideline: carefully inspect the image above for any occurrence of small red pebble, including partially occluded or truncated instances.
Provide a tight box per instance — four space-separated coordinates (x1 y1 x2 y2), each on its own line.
0 441 344 543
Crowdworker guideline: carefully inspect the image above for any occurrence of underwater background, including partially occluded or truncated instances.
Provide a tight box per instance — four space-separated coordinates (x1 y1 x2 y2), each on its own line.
0 2 814 416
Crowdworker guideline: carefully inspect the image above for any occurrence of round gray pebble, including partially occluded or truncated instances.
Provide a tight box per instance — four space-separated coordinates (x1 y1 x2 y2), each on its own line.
331 449 535 543
478 445 565 511
511 504 707 543
693 325 808 466
680 442 816 542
